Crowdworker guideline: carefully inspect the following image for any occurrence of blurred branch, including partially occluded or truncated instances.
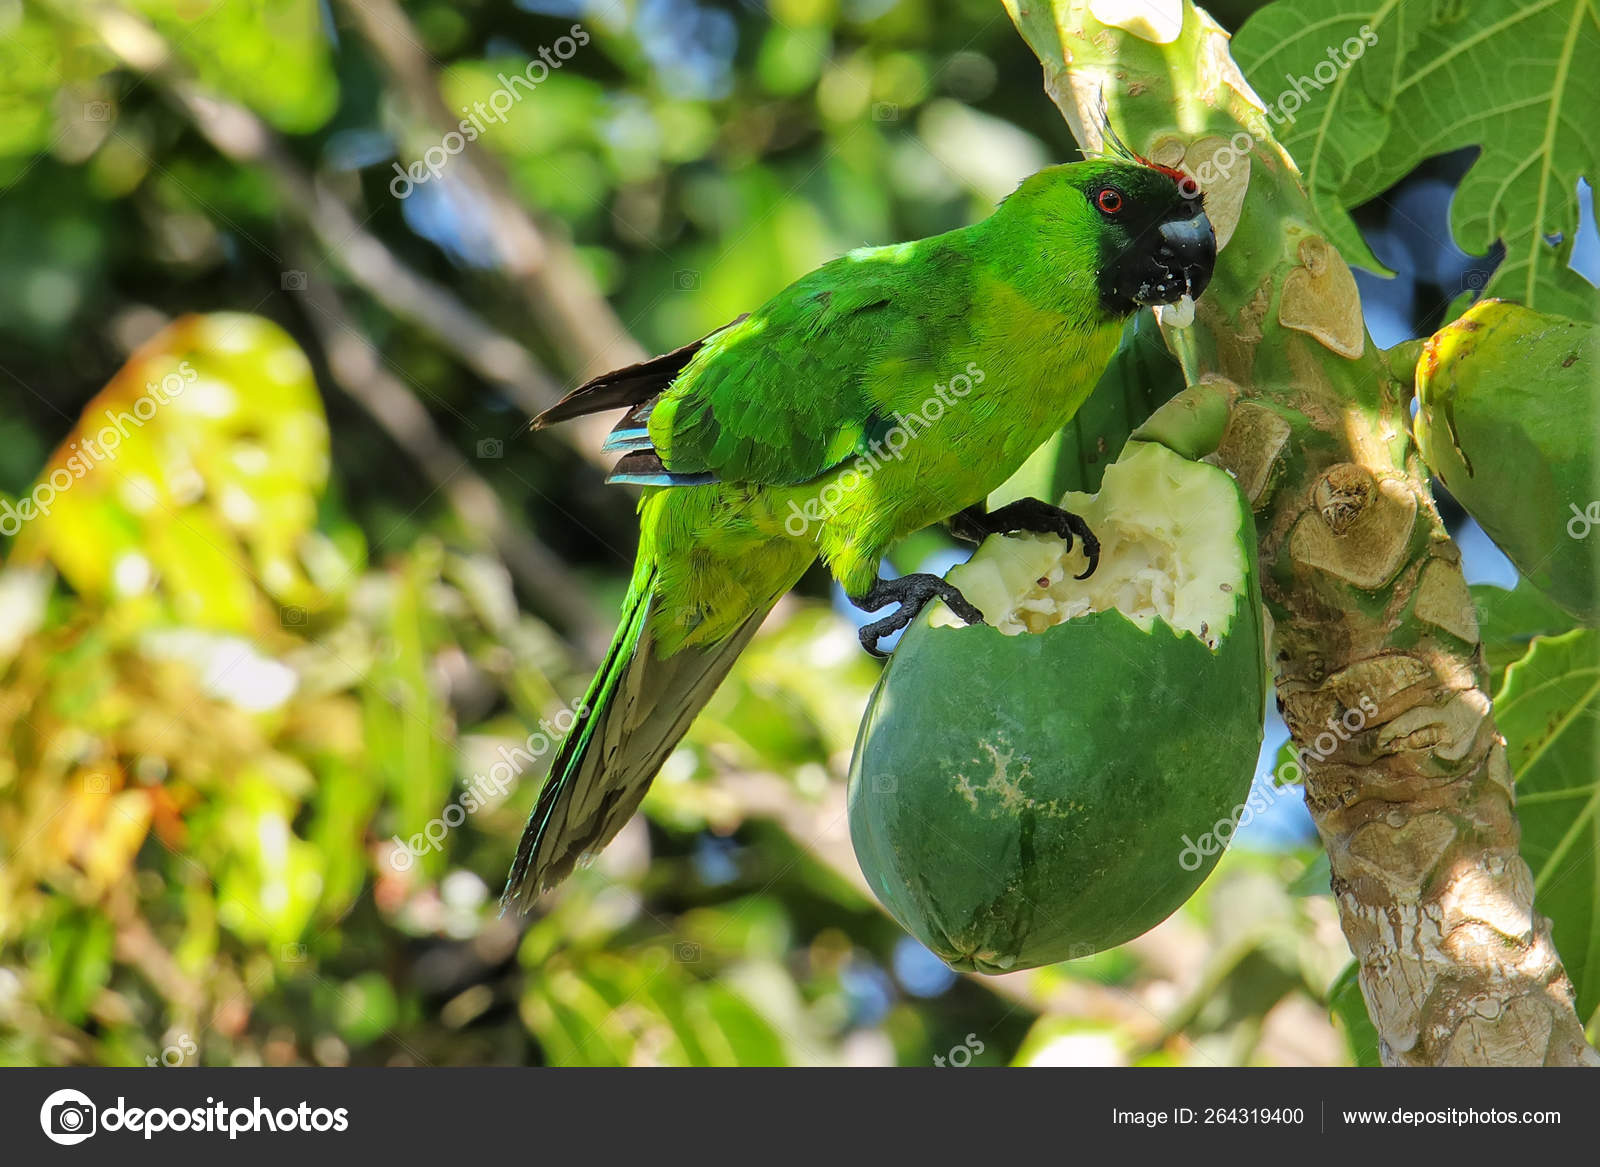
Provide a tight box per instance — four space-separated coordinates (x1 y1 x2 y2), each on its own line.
291 260 608 654
112 907 204 1018
53 0 617 652
337 0 648 385
56 1 611 471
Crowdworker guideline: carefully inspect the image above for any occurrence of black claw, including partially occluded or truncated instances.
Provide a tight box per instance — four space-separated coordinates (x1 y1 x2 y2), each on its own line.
858 620 894 659
955 498 1100 580
1069 515 1100 580
853 572 985 657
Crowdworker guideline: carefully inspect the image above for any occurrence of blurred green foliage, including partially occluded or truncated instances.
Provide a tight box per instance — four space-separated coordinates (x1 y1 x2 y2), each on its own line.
0 0 1360 1067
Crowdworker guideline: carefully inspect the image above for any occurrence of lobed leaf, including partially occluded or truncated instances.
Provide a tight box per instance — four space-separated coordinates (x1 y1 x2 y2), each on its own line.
1236 0 1600 317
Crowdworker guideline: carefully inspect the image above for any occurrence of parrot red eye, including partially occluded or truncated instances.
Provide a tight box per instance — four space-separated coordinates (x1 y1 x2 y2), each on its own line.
1096 187 1123 215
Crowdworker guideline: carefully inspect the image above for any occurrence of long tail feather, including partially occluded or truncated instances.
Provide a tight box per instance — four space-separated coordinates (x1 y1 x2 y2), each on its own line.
502 563 771 909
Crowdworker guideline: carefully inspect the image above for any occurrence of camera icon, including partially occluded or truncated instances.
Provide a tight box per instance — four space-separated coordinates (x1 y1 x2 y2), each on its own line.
674 941 701 962
82 101 113 123
870 774 898 795
280 942 307 963
476 437 504 459
51 1100 94 1136
871 102 900 122
280 605 307 627
281 270 309 291
673 270 701 290
40 1089 97 1145
1462 268 1490 292
83 774 110 794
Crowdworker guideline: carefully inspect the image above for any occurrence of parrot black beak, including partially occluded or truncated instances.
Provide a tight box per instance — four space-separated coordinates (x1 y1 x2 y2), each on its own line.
1155 212 1216 301
1101 204 1218 315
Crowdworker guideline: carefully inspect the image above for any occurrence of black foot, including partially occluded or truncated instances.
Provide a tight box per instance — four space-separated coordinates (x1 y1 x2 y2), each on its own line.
948 498 1100 580
947 503 995 545
852 573 985 659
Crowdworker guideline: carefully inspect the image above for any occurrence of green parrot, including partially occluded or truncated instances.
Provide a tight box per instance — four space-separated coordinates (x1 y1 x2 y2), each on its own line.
504 149 1215 907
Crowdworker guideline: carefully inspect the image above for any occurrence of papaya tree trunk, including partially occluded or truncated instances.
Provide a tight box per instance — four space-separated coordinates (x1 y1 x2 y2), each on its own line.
1004 0 1597 1065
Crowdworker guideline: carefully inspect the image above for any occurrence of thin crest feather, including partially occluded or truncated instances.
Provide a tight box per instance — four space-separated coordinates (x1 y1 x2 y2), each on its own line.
1085 90 1202 201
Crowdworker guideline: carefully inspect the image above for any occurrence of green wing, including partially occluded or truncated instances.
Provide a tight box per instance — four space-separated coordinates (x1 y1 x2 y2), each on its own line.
644 246 954 487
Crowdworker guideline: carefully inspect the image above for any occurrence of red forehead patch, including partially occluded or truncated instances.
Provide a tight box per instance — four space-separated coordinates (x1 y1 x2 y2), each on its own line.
1148 161 1192 187
1124 151 1199 197
1095 110 1203 199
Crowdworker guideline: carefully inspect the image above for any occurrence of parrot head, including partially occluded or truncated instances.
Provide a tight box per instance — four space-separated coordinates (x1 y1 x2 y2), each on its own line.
1083 157 1215 315
1002 150 1217 319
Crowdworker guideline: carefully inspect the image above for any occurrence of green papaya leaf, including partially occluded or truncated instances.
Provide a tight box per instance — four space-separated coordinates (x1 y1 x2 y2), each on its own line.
1233 3 1422 277
1495 627 1600 1023
1472 580 1578 689
1327 960 1383 1066
1236 0 1600 317
1288 849 1332 897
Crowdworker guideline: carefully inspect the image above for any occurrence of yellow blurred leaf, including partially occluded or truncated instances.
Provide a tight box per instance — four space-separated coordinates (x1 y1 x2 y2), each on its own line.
11 313 330 633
